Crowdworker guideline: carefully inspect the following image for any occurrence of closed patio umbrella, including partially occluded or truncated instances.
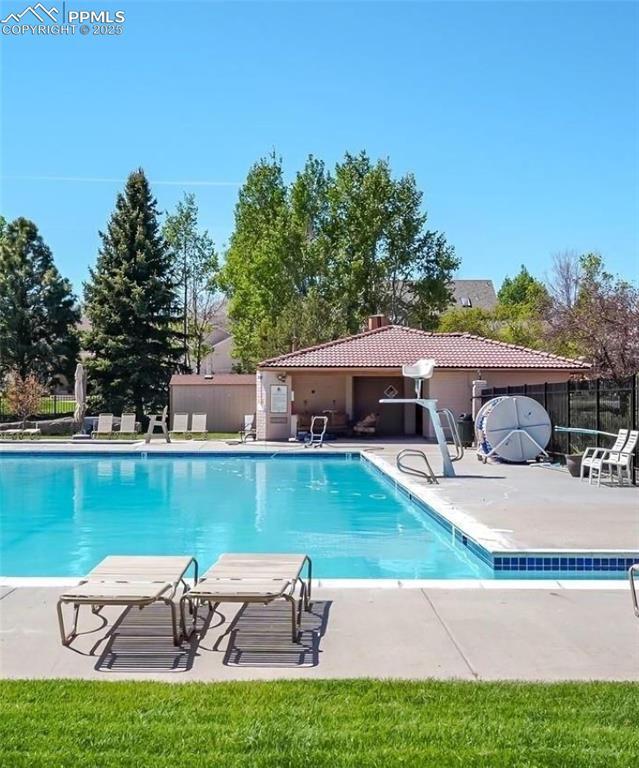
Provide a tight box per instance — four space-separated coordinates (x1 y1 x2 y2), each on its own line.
73 363 87 430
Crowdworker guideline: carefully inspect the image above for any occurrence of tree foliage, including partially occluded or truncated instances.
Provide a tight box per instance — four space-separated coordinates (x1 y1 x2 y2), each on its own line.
221 152 459 370
83 169 182 419
438 265 548 348
545 252 639 380
0 216 79 385
163 193 222 373
3 370 46 427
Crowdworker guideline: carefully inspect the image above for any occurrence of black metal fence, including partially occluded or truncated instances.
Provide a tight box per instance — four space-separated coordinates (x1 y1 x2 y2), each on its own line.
0 394 76 422
478 374 638 480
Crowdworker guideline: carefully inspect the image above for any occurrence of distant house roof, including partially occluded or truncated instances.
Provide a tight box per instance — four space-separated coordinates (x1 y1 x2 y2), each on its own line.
170 374 254 386
451 280 497 310
260 325 589 371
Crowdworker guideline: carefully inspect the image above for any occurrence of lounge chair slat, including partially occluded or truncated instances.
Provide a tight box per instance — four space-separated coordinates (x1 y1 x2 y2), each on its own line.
60 582 172 601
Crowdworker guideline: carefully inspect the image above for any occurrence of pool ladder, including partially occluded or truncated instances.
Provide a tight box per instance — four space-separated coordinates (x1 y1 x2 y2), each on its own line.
396 449 438 484
436 408 464 461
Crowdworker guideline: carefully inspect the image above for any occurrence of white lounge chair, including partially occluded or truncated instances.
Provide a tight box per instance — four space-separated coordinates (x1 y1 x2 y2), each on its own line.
599 430 638 486
580 429 627 481
180 553 312 643
93 413 113 439
21 427 41 439
304 415 327 448
190 413 208 440
170 412 189 438
239 414 256 442
57 555 198 646
118 413 136 436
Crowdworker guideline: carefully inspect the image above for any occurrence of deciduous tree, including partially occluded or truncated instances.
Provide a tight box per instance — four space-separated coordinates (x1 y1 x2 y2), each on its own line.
164 193 222 373
3 370 45 427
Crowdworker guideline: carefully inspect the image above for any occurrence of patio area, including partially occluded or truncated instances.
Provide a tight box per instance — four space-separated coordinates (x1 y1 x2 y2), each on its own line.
1 584 637 681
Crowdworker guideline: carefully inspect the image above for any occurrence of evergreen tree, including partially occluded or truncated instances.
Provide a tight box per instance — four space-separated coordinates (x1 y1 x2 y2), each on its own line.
83 169 182 419
0 216 79 384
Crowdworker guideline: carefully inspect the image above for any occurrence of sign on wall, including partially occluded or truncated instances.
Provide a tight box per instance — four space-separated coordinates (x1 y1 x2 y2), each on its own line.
270 384 288 414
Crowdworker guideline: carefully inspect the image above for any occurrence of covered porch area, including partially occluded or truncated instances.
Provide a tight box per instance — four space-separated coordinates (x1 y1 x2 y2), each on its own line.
257 369 426 441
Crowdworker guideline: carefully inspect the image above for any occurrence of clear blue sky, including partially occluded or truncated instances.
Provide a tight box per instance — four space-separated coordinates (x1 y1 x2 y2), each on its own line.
1 0 638 295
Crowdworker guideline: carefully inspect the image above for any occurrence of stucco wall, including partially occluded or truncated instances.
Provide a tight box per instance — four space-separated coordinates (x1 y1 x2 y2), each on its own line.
291 374 348 418
199 336 236 375
257 370 292 440
171 383 255 432
425 369 573 436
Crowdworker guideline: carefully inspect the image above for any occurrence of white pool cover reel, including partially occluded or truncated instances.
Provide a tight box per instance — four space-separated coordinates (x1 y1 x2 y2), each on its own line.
475 396 552 463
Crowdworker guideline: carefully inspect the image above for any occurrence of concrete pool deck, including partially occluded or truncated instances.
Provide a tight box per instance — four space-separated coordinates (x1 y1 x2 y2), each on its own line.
1 586 637 681
2 441 637 681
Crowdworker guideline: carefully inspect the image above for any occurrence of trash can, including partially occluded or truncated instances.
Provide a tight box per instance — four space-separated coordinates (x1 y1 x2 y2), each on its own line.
457 413 474 447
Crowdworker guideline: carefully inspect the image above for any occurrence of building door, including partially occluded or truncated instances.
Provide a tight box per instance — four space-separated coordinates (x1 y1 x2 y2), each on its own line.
353 376 405 435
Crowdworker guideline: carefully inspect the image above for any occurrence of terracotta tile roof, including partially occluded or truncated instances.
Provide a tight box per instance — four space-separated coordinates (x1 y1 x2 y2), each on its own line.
260 325 590 370
170 374 255 386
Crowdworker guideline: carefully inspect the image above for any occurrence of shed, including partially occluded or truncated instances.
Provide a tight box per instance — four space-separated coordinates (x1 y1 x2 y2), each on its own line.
169 374 256 433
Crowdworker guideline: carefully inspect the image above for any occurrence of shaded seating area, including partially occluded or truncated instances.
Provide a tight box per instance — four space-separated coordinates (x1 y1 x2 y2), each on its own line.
353 412 378 436
579 428 638 486
296 411 350 440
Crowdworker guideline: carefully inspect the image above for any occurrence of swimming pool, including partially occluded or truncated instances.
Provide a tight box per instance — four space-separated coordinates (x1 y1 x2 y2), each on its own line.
0 454 492 578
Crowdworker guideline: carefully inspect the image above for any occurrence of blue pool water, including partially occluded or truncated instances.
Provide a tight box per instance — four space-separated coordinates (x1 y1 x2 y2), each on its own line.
0 454 492 578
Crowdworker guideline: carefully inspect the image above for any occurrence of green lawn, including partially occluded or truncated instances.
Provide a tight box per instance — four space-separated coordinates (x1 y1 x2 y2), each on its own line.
1 680 637 767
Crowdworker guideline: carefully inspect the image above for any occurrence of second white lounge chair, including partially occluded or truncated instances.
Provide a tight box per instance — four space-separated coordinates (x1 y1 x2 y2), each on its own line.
118 413 136 436
580 429 627 481
597 430 638 486
190 413 207 440
170 412 189 438
180 553 312 642
93 413 114 439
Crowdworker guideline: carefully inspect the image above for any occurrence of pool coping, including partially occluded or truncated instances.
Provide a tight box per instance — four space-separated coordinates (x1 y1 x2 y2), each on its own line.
0 577 630 590
359 452 639 575
2 446 637 580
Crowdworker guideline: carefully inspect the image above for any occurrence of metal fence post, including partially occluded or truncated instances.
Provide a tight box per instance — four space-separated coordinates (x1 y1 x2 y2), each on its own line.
566 380 572 455
595 379 600 448
543 382 547 411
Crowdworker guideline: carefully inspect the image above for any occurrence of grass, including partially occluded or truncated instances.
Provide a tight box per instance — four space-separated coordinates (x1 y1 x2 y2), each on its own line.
1 680 638 767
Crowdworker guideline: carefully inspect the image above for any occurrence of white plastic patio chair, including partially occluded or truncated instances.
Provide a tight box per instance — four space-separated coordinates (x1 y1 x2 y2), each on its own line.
580 429 627 482
93 413 113 439
239 414 256 442
170 412 189 438
190 413 207 440
600 430 638 486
